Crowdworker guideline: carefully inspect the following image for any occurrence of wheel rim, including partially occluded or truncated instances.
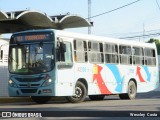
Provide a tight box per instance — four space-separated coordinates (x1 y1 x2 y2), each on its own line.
74 86 82 98
129 84 136 96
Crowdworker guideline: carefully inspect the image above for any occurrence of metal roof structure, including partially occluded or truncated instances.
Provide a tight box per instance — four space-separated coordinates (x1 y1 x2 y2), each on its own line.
0 10 91 33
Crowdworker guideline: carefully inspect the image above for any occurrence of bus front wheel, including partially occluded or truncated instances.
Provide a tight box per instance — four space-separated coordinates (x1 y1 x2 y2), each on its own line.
119 81 137 100
66 81 87 103
31 96 51 104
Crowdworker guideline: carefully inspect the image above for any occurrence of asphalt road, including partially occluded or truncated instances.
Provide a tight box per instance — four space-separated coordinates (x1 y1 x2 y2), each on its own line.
0 91 160 120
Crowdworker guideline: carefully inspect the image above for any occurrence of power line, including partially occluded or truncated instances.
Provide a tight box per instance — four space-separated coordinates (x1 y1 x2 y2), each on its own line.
89 0 141 19
119 32 160 39
62 0 141 26
97 28 160 38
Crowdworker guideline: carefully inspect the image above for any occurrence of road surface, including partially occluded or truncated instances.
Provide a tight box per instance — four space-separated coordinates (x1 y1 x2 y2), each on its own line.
0 91 159 120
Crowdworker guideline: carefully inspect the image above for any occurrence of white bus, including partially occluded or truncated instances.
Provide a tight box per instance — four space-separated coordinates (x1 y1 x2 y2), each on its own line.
8 29 159 103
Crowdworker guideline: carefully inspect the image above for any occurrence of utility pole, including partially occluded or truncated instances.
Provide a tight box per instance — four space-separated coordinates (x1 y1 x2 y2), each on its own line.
143 23 145 42
88 0 91 34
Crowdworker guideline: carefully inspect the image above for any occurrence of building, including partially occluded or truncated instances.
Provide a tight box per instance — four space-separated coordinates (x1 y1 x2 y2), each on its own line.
0 38 9 96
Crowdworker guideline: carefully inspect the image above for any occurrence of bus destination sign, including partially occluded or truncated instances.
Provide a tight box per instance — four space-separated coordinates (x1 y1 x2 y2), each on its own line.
15 34 50 42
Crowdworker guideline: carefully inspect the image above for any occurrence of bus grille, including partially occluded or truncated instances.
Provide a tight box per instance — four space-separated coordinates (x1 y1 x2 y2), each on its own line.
19 84 40 87
15 77 44 82
21 89 37 93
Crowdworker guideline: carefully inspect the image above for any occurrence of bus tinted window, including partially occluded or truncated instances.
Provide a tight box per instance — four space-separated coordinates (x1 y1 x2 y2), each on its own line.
57 41 73 69
132 47 144 65
104 43 118 63
65 42 72 63
74 40 88 62
144 48 156 66
88 41 104 63
119 45 132 65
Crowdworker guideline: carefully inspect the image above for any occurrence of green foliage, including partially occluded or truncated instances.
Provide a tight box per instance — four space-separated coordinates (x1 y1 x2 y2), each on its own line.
147 38 160 55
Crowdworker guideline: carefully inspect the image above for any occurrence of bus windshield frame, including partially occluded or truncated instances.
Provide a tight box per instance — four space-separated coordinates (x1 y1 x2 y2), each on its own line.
8 31 55 75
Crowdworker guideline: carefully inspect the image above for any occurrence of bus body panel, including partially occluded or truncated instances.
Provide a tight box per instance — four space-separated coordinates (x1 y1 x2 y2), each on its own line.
72 64 159 95
55 68 74 96
8 70 57 97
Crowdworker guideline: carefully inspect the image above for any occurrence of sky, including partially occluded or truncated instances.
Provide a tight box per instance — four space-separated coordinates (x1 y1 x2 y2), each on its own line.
1 0 160 41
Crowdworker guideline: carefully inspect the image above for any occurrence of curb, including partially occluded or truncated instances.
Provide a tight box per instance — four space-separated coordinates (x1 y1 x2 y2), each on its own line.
0 97 32 103
0 97 66 103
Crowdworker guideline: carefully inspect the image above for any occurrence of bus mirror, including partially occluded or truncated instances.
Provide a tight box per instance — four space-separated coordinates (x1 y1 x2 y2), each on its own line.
57 37 66 53
60 42 66 53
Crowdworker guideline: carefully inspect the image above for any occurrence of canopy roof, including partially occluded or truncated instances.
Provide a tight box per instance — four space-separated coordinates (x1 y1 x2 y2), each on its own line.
0 10 91 33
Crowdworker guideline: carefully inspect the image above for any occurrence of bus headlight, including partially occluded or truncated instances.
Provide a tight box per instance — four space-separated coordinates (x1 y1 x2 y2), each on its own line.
42 78 53 87
8 80 17 88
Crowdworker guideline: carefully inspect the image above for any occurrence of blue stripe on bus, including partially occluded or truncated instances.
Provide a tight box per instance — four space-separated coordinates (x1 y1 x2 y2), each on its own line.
106 64 124 92
142 66 151 82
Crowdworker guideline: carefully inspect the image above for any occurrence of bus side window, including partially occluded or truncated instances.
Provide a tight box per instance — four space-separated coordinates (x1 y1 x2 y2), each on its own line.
132 47 144 65
74 40 88 63
119 45 132 65
144 48 156 66
88 41 103 63
57 41 73 69
104 43 118 64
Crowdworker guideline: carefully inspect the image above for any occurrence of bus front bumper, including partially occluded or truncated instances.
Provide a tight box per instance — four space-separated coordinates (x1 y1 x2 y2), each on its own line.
8 85 56 97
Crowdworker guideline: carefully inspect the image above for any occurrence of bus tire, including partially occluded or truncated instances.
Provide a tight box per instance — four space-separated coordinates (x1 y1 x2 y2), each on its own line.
89 95 105 101
66 81 87 103
31 96 51 104
119 80 137 100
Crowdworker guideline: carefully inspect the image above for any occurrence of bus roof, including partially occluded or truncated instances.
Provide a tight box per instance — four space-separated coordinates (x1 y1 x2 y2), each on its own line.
12 29 156 49
54 29 156 49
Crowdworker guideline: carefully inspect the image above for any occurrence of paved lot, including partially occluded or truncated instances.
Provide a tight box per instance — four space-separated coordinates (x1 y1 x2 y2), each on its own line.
0 91 159 119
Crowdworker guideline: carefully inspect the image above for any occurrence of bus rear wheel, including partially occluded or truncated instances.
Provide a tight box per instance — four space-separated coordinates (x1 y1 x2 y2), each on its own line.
31 96 51 104
66 81 87 103
119 81 137 100
89 95 105 101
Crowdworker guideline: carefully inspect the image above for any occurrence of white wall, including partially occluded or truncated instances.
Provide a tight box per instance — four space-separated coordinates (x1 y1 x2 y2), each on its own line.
0 39 9 96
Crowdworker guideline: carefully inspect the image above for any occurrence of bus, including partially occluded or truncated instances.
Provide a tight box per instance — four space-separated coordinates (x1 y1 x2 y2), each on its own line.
8 29 159 104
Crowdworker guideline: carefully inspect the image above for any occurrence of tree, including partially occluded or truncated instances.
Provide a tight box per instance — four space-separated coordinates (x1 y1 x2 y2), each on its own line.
147 38 160 55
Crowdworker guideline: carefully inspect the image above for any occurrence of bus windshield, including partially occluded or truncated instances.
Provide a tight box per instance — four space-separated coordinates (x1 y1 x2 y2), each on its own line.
9 43 54 74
